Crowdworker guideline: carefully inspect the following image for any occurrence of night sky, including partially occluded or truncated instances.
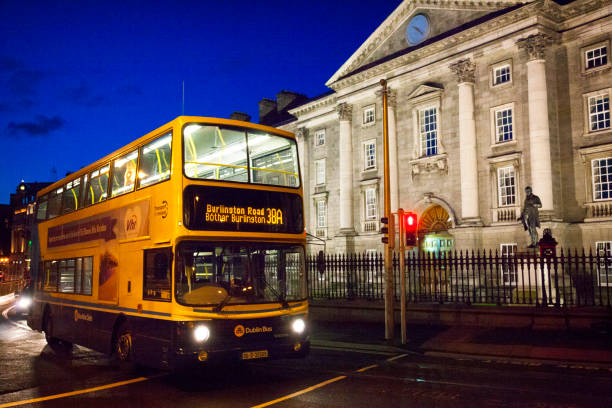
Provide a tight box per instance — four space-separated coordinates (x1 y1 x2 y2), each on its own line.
0 0 400 204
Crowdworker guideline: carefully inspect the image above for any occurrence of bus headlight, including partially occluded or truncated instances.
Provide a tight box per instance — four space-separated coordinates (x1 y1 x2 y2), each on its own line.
17 296 31 309
194 325 210 342
292 318 305 334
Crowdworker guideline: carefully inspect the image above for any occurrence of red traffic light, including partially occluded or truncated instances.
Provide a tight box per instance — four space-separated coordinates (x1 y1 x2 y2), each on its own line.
403 212 417 231
403 212 418 247
406 214 415 227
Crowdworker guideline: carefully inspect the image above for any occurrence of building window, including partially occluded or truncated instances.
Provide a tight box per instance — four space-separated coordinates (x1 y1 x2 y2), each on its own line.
500 243 518 285
586 45 608 70
314 129 325 147
363 105 375 125
592 157 612 201
493 65 511 86
364 141 376 170
497 166 516 207
596 241 612 287
365 188 377 220
315 159 325 186
317 200 327 228
419 107 438 156
588 93 610 132
494 107 514 143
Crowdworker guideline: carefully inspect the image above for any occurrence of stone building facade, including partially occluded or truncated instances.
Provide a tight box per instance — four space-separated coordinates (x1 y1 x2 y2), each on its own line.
261 0 611 258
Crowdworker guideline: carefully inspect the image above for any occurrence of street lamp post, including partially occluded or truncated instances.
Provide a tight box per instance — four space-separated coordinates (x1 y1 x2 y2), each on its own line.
380 79 394 341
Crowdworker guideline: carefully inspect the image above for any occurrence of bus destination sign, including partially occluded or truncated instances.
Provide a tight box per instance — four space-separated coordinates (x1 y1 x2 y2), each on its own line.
184 185 303 234
204 204 284 225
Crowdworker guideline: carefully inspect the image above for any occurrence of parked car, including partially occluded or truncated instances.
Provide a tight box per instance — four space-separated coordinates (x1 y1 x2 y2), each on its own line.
15 283 33 316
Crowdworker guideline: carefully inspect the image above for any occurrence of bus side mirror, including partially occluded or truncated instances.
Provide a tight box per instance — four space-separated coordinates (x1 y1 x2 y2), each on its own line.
316 251 325 275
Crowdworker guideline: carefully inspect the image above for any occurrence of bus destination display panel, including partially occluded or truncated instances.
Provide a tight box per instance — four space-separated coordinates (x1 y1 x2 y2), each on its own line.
184 185 303 233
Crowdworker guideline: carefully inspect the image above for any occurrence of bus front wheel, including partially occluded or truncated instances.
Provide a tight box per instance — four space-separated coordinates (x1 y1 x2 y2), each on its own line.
113 324 136 369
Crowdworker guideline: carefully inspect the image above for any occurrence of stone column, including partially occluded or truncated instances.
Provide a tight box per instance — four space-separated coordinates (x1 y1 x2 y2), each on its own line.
336 103 355 233
377 89 399 213
518 33 554 212
296 127 309 228
450 59 480 223
388 90 400 214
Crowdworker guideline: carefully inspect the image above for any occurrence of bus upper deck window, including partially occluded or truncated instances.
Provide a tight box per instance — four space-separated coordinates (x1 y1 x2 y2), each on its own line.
183 125 248 183
37 195 48 221
47 188 63 219
85 165 109 206
138 132 172 189
248 132 300 188
62 178 81 214
111 150 138 198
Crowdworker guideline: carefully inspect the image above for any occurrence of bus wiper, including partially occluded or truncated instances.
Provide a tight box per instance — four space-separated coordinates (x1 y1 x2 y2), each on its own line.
259 275 289 308
214 294 232 312
278 295 289 309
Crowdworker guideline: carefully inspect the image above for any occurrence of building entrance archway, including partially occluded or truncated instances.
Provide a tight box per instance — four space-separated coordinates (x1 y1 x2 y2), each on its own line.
419 205 454 256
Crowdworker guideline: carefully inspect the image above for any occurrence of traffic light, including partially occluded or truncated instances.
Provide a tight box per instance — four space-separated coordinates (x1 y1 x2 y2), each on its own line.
380 215 395 249
403 212 418 247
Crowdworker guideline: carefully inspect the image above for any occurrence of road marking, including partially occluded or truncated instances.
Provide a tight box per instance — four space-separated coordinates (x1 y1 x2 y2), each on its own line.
355 364 378 373
1 306 30 331
250 375 346 408
0 377 149 408
311 345 396 356
387 354 409 362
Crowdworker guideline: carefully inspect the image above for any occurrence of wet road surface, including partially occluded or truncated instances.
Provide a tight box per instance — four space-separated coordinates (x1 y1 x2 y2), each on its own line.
2 303 612 407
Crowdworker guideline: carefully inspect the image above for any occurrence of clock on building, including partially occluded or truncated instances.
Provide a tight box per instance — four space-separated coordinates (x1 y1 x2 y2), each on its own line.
406 14 429 46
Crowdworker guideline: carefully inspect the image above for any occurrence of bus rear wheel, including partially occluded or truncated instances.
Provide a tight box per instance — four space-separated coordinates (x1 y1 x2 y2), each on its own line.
44 313 72 351
44 314 58 345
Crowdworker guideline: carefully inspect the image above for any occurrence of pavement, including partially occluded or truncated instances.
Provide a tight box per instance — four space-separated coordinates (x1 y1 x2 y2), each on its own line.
310 320 612 365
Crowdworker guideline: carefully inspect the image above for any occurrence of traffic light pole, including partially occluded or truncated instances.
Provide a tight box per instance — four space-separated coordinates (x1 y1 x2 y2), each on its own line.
380 79 394 341
398 208 407 345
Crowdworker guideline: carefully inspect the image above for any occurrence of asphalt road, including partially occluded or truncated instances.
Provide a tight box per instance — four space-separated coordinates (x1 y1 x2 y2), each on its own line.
2 302 612 408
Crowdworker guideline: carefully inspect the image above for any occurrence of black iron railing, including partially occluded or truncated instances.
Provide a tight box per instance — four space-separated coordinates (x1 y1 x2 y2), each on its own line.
307 249 612 308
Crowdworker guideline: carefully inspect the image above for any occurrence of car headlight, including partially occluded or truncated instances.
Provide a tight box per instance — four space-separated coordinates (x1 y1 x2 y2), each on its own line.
193 325 210 342
17 297 31 309
292 318 306 334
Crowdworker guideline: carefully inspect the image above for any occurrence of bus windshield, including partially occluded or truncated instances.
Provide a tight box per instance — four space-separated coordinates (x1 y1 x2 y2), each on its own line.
175 243 306 307
183 124 300 188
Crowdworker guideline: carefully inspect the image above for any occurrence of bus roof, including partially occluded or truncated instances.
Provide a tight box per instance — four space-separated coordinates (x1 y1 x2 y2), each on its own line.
37 116 295 198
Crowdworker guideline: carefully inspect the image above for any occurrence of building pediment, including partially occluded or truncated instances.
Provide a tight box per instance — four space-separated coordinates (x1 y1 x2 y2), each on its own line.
407 83 444 101
326 0 526 87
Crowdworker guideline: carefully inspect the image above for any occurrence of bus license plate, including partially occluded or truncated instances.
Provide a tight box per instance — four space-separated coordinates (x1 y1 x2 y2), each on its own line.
242 350 268 360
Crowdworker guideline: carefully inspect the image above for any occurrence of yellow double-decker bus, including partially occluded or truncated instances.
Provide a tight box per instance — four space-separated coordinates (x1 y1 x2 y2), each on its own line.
28 116 308 370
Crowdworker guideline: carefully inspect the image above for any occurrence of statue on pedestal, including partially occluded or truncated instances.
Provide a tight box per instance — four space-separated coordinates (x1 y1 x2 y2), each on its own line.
517 186 542 248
